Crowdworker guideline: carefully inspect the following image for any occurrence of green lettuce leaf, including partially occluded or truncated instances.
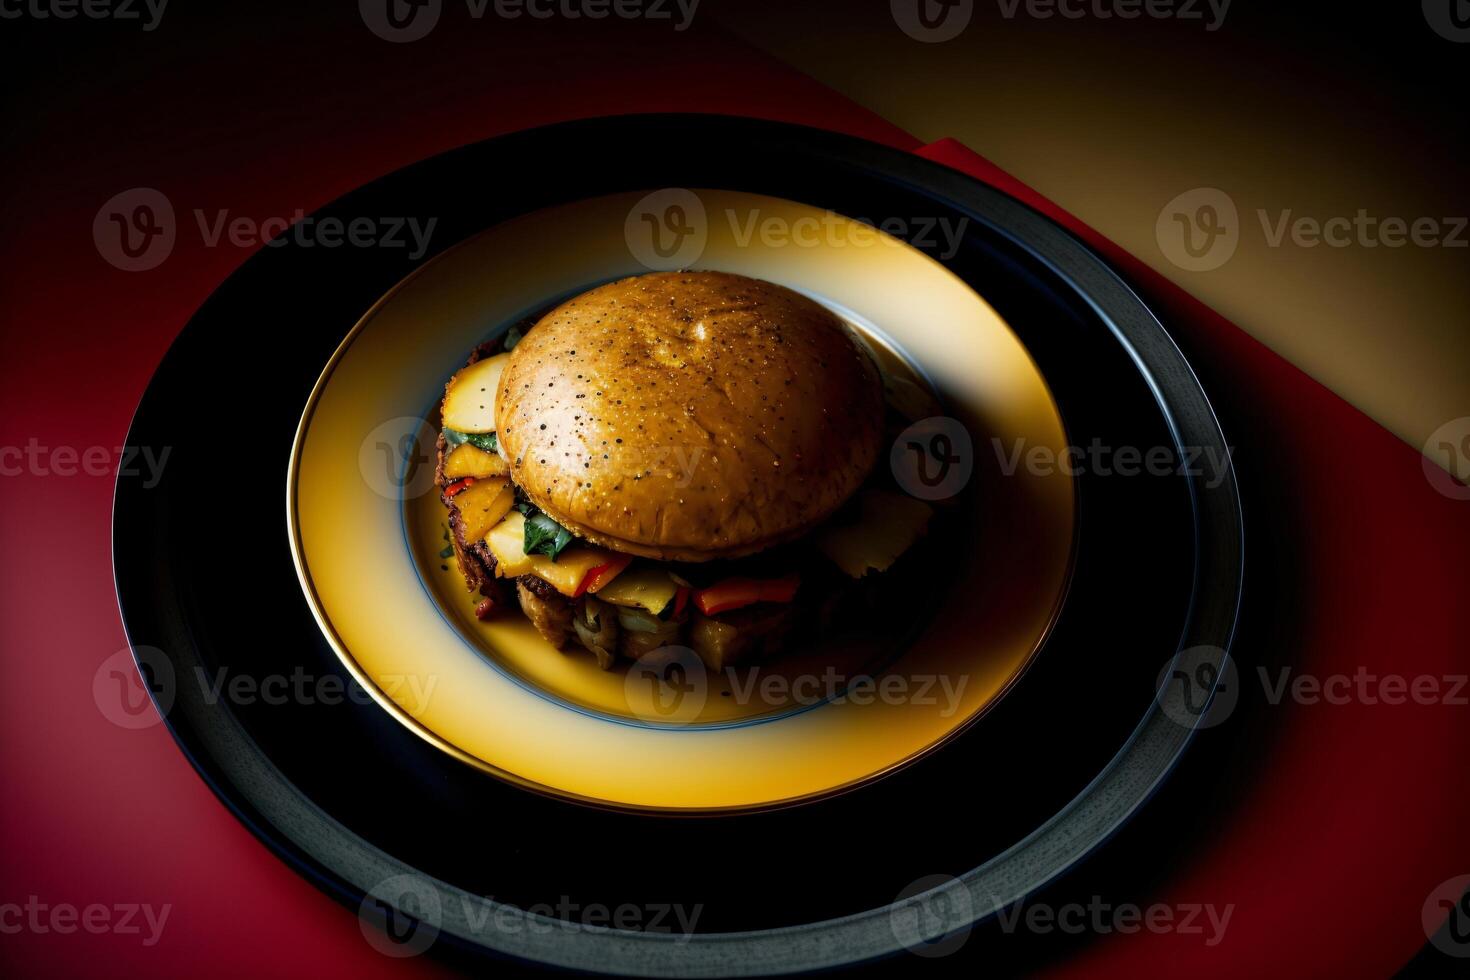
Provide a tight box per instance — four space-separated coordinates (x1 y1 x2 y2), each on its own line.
443 428 498 453
517 505 573 561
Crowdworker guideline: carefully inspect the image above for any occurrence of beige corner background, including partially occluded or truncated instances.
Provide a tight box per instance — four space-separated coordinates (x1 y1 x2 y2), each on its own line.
710 2 1469 459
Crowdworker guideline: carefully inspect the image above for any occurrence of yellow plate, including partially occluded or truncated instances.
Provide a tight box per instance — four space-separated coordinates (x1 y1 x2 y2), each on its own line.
289 190 1074 812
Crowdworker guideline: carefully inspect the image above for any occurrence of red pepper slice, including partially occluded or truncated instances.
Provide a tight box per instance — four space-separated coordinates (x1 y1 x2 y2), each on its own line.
672 586 690 618
574 553 633 598
694 574 800 616
444 477 477 499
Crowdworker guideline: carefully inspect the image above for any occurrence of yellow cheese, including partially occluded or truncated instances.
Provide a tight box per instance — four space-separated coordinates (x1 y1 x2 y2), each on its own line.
595 566 679 614
443 443 508 479
817 489 932 578
442 353 509 433
486 512 536 575
525 548 613 596
452 477 514 544
485 511 615 596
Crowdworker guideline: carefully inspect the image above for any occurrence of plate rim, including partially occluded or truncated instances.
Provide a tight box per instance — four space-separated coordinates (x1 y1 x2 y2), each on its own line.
114 112 1242 976
286 187 1081 815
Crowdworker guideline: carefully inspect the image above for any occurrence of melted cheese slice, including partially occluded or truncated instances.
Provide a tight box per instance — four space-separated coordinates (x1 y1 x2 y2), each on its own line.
486 511 615 596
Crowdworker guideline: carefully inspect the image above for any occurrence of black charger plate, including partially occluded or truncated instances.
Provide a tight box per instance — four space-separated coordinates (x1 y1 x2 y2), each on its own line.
113 114 1241 975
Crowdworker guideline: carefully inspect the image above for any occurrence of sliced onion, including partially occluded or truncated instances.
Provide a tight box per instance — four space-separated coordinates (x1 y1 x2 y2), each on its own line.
616 606 684 660
573 596 619 670
616 606 668 633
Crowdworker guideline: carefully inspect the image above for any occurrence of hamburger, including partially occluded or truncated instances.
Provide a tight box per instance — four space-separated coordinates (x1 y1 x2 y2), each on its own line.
435 271 934 670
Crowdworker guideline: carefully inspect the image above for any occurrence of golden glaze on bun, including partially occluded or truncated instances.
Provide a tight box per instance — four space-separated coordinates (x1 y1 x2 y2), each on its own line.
495 271 884 561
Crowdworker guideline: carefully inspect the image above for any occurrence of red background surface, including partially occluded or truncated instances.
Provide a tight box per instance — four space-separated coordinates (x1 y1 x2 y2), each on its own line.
2 14 1466 978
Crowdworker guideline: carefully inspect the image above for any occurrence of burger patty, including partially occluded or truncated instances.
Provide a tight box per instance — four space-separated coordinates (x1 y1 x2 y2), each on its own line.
435 327 807 668
444 494 497 594
443 472 565 608
515 572 561 601
438 332 528 597
516 580 573 650
435 337 579 638
444 466 799 667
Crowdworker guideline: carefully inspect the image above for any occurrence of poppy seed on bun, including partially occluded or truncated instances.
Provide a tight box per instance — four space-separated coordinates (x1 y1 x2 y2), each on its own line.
494 271 884 561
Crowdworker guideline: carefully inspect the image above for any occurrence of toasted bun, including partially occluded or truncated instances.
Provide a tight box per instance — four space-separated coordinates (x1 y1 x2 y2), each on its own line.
495 271 884 561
